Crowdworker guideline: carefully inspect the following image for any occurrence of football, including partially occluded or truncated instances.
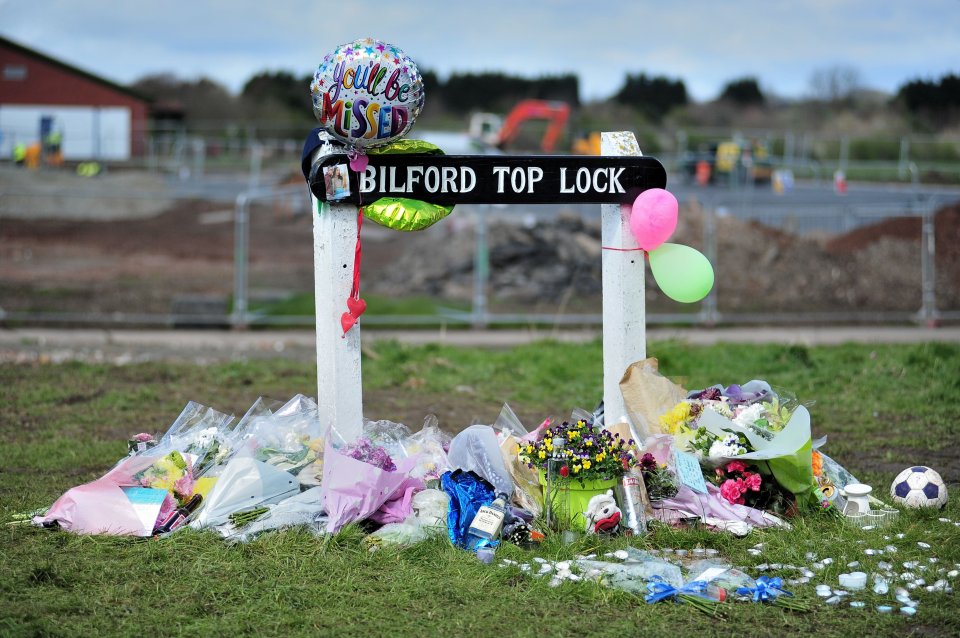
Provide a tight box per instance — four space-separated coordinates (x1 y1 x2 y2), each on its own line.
890 466 948 509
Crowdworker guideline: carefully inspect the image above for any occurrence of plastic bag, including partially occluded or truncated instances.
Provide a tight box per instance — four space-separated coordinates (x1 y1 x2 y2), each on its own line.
447 424 513 497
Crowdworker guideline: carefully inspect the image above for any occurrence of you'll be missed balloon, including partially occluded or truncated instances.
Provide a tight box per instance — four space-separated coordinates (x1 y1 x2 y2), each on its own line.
313 155 668 206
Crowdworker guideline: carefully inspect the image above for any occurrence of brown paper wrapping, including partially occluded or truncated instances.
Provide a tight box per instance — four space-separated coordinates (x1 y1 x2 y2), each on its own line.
618 357 688 441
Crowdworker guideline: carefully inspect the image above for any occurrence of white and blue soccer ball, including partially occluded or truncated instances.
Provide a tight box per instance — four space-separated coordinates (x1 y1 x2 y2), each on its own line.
890 466 948 509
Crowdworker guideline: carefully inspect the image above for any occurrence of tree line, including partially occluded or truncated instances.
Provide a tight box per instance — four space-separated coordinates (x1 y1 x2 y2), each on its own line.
131 68 960 131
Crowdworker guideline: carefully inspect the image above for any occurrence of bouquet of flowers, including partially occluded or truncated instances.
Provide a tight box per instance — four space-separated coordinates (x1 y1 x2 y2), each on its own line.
711 460 793 514
518 418 635 483
659 380 825 509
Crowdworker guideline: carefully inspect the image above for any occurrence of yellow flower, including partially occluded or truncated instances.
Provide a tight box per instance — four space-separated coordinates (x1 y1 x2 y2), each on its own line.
545 443 554 452
564 449 573 457
596 453 605 463
538 451 546 459
573 464 581 473
585 439 593 447
526 445 533 454
582 460 592 470
544 437 552 446
659 401 693 434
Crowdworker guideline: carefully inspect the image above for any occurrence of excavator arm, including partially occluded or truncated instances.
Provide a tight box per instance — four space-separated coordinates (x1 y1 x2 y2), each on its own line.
496 99 570 153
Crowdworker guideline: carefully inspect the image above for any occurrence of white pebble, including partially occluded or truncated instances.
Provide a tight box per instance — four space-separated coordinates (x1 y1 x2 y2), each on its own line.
520 564 531 572
915 578 926 586
896 533 906 539
877 605 893 613
748 549 762 556
862 525 875 531
918 541 931 549
805 552 818 560
802 569 815 578
821 557 834 565
885 545 898 553
850 601 866 609
873 576 889 595
903 561 919 569
533 557 548 564
538 564 554 575
947 570 959 578
878 561 893 570
556 561 571 571
928 557 939 564
566 573 582 582
757 563 770 571
939 517 952 523
613 550 629 560
548 577 562 588
825 595 841 605
816 585 833 597
900 606 916 616
847 561 861 568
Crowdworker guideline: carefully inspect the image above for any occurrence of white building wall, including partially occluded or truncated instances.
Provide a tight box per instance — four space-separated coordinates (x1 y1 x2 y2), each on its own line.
0 104 131 160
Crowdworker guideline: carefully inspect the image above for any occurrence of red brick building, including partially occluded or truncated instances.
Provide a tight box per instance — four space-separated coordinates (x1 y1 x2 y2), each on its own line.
0 35 149 160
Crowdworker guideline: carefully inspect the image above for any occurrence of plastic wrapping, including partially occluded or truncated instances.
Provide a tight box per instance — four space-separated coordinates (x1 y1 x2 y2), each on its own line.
447 425 513 497
403 416 452 481
224 487 327 542
36 401 235 536
492 405 542 516
576 555 684 591
323 440 423 534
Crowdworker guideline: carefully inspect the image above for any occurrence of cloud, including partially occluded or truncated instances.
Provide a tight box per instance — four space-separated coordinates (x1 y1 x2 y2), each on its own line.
1 0 958 101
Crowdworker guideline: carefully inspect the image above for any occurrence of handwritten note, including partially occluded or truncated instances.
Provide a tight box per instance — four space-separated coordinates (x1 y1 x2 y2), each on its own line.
673 450 709 494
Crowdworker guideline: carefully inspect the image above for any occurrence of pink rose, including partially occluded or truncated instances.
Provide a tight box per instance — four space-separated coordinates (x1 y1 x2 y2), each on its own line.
720 479 742 504
744 473 762 492
726 460 747 474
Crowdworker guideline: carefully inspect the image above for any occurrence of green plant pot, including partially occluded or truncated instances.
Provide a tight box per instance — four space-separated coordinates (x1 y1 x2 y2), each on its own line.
539 471 618 530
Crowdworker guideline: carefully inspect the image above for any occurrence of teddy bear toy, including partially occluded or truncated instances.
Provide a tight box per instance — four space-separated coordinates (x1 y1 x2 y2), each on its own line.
584 489 622 534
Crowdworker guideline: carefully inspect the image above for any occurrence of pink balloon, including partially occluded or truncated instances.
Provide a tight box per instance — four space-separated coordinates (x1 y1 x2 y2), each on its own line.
629 188 678 251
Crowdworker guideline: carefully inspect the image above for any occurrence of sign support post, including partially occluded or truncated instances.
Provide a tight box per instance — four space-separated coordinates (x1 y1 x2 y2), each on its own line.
312 196 364 442
600 132 646 425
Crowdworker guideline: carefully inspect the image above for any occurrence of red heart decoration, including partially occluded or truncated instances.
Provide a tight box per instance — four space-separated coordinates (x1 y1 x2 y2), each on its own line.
347 297 367 318
340 311 358 335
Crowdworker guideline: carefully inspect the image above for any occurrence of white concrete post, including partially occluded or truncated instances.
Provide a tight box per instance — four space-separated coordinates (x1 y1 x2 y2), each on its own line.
600 132 646 426
312 195 364 442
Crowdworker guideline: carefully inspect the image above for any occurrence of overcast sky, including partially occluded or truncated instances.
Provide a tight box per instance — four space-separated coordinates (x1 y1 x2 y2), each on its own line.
2 0 958 102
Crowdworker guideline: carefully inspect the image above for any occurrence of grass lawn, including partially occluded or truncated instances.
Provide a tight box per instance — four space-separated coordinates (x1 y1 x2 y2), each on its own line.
2 340 959 637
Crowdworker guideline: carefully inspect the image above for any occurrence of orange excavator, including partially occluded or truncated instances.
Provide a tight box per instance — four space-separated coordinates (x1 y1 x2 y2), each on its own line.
497 99 570 153
470 99 570 154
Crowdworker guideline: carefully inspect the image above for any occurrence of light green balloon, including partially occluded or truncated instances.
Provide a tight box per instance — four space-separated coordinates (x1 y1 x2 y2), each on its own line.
648 242 715 303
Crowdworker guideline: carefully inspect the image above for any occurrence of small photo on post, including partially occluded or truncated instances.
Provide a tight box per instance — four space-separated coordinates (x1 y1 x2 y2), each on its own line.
324 163 351 201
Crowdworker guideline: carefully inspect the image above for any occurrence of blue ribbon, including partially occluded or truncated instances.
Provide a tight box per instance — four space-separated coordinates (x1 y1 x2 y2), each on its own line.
644 577 710 604
736 576 793 603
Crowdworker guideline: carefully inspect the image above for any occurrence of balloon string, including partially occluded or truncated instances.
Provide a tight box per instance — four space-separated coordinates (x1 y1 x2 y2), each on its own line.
351 207 363 300
601 246 646 252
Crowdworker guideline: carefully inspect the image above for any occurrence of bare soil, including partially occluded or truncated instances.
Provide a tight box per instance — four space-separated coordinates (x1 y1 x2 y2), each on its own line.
2 170 959 318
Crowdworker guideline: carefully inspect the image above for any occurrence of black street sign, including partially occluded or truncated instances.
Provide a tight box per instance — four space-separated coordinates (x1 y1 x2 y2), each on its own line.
310 154 667 205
